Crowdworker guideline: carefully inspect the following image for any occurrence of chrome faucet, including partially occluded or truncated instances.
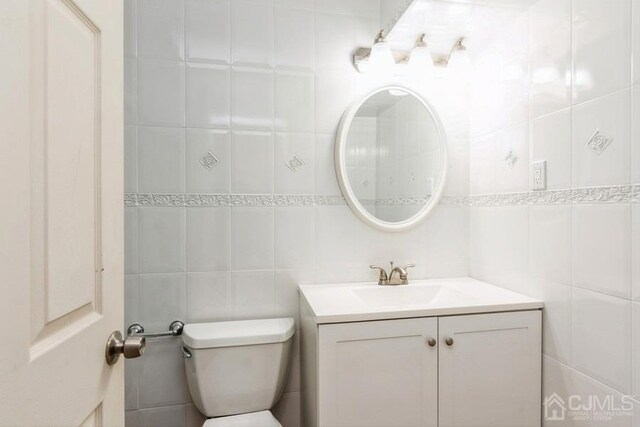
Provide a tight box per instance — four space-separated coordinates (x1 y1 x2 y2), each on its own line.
370 262 415 286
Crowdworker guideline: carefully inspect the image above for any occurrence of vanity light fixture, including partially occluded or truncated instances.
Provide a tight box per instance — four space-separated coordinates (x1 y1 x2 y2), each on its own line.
446 37 472 80
407 34 434 81
367 29 395 77
353 32 469 79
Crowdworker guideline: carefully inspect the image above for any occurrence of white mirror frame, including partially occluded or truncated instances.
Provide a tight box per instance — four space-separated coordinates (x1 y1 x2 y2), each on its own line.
334 85 448 232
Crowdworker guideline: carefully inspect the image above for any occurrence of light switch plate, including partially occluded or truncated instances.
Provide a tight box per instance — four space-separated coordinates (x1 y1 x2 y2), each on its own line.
532 160 546 190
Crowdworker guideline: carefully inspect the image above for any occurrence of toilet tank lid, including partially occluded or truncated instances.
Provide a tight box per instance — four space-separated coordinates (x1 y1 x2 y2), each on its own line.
182 318 295 349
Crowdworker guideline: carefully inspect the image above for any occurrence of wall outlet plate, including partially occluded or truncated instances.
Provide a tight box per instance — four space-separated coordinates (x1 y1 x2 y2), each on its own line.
532 160 546 190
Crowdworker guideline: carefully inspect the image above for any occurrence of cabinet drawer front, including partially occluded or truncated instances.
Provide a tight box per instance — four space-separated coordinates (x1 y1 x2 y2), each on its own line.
438 310 542 427
318 318 438 427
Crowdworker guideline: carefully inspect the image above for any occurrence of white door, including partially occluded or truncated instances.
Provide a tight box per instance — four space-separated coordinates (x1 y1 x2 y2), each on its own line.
0 0 125 425
318 318 438 427
438 311 542 427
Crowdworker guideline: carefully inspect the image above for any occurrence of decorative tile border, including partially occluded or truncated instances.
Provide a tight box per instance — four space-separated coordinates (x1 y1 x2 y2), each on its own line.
124 185 639 208
470 185 640 207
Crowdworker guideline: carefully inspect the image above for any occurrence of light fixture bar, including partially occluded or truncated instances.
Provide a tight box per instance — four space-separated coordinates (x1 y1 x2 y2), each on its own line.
352 33 468 74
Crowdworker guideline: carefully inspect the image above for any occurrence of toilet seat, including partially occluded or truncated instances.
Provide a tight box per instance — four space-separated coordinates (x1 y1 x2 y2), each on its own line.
203 410 281 427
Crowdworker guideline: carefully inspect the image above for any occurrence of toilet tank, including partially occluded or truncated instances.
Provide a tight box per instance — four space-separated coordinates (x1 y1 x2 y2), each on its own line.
182 318 295 418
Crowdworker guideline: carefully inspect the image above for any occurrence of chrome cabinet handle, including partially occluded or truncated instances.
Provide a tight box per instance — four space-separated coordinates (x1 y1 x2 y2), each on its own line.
444 337 454 347
427 337 436 347
105 331 146 366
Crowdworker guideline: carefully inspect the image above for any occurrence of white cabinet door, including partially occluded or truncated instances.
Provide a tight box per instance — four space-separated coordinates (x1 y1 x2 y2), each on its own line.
0 0 124 425
438 311 542 427
318 318 438 427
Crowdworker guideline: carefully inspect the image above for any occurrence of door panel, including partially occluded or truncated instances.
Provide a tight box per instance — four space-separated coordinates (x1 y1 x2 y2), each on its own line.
438 311 542 427
318 318 438 427
0 0 123 425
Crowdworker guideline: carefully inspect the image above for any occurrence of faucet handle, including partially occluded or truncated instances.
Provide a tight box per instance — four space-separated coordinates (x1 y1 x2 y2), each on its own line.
369 265 389 285
400 264 415 284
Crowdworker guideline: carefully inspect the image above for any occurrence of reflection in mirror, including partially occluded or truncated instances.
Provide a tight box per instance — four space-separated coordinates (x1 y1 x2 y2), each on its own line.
337 86 446 229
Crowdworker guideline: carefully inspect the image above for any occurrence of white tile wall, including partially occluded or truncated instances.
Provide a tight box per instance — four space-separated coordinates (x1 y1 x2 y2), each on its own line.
573 204 631 299
124 0 471 425
469 0 640 424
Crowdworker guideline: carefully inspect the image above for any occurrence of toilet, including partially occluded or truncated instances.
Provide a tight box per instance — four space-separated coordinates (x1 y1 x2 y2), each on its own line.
181 318 295 427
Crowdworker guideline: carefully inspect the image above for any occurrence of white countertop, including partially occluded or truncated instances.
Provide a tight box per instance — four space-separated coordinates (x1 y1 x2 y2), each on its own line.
299 277 543 324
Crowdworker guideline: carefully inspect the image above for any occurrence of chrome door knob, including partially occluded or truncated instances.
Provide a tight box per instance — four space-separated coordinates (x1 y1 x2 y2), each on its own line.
105 331 146 366
427 338 436 347
444 337 454 347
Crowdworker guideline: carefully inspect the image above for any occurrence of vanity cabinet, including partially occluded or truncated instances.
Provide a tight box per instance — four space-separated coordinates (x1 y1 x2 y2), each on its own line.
301 304 541 427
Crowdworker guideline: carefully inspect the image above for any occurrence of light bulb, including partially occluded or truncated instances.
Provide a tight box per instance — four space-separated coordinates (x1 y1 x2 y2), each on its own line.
447 41 472 82
407 34 434 82
368 30 395 78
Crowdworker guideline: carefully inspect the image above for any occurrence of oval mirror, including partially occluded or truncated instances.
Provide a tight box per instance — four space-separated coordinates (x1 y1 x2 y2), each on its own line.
335 85 447 231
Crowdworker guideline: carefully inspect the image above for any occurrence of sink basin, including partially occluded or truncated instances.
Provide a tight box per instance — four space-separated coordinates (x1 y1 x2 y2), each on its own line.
353 285 476 308
298 277 544 324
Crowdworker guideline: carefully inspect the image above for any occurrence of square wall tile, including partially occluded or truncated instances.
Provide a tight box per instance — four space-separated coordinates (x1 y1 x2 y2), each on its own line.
231 207 274 270
186 64 230 129
530 280 572 365
125 207 139 274
635 0 640 84
138 273 187 334
274 269 315 325
137 59 185 127
633 204 640 301
124 0 137 57
315 133 340 195
469 133 496 195
124 274 139 329
572 89 631 187
186 272 230 322
494 123 529 193
529 205 572 286
231 68 274 131
275 207 315 269
231 270 275 319
125 357 140 411
274 133 315 194
572 287 632 394
138 127 185 193
186 404 206 427
572 0 631 103
231 131 274 194
275 71 315 132
231 0 274 67
315 13 354 74
186 0 230 64
543 356 634 426
185 129 230 193
529 108 572 190
315 73 353 134
138 405 187 427
529 44 571 120
573 204 631 299
138 336 191 408
422 207 470 278
138 207 186 273
186 207 230 272
528 0 571 118
632 85 640 183
124 125 138 194
273 391 301 427
124 58 137 125
137 0 185 60
633 302 640 398
274 7 315 71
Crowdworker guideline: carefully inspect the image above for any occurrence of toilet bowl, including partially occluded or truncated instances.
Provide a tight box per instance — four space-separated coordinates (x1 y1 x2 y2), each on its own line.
181 318 295 426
